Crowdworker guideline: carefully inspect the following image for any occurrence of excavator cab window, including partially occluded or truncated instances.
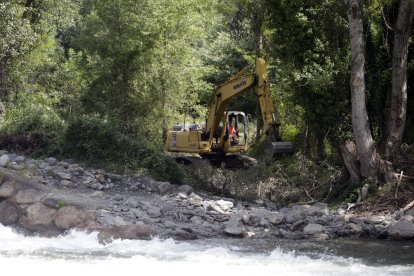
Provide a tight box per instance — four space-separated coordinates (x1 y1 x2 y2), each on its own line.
226 113 248 147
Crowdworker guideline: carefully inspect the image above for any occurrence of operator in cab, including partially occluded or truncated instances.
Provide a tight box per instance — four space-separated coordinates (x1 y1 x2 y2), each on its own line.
229 119 238 145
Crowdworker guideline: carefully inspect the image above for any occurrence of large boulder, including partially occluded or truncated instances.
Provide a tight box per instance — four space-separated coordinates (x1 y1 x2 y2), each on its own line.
177 185 194 195
0 180 15 198
54 206 97 230
12 189 45 204
0 200 19 225
285 209 306 223
303 223 325 235
269 213 285 225
216 199 234 211
224 224 245 236
97 225 157 244
157 182 172 195
388 218 414 240
0 155 10 167
306 203 329 216
21 202 57 226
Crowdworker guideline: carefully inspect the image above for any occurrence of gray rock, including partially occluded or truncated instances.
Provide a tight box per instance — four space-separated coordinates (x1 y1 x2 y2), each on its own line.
98 225 157 244
46 157 57 165
363 215 385 225
215 199 233 211
68 164 80 169
285 209 305 223
132 209 148 219
177 185 194 195
401 215 414 222
348 223 363 235
189 193 203 206
0 155 10 167
388 219 414 239
22 202 57 226
206 201 226 214
54 206 97 229
0 150 8 155
41 198 60 208
224 224 245 236
269 213 285 225
105 173 123 181
0 180 15 198
95 174 106 183
91 191 104 197
14 156 26 164
60 180 73 186
405 208 414 217
349 216 364 225
259 217 270 227
59 161 70 168
280 229 305 240
177 193 188 199
13 189 45 204
98 212 120 226
0 200 19 225
7 154 16 162
164 220 177 228
190 216 203 225
313 233 330 241
242 214 250 224
306 203 329 216
56 172 72 180
147 207 162 218
157 182 171 195
303 223 325 235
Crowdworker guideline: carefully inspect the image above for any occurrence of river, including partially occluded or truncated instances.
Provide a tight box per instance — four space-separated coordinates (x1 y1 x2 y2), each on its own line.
0 224 413 276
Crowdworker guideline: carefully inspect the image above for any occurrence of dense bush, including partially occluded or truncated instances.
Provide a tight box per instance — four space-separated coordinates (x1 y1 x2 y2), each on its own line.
63 114 184 183
0 95 66 155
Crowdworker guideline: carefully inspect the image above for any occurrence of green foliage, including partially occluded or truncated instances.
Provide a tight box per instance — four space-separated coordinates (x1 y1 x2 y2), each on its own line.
56 200 65 209
142 153 185 184
63 115 148 162
0 93 65 155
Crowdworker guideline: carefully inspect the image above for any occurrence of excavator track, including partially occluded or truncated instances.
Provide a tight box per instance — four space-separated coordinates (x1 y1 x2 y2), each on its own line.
174 154 257 169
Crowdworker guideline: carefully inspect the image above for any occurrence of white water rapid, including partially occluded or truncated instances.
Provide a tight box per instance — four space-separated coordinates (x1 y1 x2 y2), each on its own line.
0 224 413 276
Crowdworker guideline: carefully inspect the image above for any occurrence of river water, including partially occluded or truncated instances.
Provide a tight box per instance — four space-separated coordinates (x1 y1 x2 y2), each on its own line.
0 224 413 276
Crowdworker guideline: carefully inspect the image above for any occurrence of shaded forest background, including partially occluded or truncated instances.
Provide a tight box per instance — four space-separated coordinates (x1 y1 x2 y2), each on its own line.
1 0 413 205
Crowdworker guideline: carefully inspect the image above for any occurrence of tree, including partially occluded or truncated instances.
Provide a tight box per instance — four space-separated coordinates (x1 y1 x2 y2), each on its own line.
266 0 350 159
382 0 414 159
345 0 378 178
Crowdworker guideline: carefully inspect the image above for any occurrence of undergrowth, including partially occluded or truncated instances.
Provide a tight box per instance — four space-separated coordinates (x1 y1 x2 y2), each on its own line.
184 152 346 206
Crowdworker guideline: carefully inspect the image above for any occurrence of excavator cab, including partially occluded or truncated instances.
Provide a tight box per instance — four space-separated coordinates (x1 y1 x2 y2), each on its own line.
224 111 248 149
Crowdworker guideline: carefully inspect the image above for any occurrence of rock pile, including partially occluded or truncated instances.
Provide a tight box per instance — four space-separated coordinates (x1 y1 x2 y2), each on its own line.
0 150 413 242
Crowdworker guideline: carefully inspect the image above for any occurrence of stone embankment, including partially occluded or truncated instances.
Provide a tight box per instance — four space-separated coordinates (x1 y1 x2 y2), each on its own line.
0 151 413 243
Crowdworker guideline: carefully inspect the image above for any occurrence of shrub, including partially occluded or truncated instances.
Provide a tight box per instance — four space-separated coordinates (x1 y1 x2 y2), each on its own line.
63 114 185 183
0 95 65 155
142 152 185 184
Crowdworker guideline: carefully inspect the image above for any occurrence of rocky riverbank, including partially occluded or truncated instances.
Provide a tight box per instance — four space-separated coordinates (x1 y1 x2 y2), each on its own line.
0 151 413 243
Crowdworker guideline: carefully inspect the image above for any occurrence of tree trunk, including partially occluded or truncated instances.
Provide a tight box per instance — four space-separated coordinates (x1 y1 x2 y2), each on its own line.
340 140 361 185
316 130 326 161
382 0 414 159
345 0 378 178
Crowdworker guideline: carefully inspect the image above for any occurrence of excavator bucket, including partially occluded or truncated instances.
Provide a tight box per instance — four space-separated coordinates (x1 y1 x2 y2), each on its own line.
271 141 294 156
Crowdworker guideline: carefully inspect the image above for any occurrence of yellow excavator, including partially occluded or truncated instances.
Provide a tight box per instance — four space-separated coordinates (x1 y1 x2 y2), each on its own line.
166 58 293 167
